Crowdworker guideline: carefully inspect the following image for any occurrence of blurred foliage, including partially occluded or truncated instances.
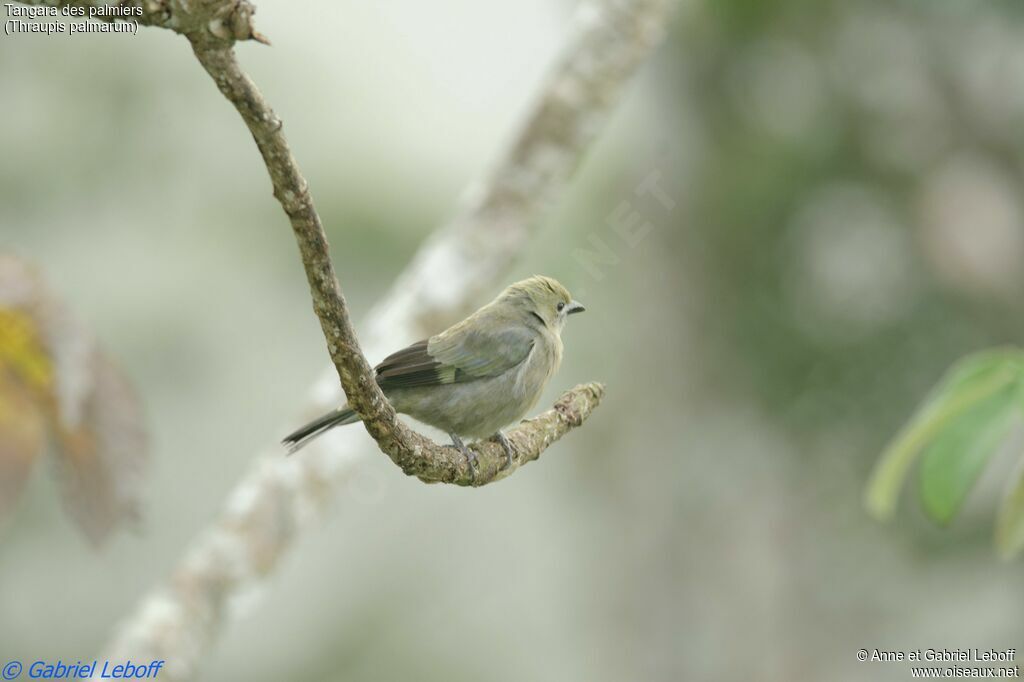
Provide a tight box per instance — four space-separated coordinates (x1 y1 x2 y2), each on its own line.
671 0 1024 472
0 256 147 545
865 349 1024 556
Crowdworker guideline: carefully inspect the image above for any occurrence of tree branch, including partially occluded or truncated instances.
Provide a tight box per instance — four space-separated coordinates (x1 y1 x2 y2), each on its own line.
187 39 599 486
67 0 678 677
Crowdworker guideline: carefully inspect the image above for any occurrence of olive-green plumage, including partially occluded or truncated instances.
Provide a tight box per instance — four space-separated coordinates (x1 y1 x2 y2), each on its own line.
283 275 585 457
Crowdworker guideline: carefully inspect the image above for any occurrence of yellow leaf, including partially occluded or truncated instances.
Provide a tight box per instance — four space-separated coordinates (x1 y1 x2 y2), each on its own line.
0 308 52 392
0 369 47 522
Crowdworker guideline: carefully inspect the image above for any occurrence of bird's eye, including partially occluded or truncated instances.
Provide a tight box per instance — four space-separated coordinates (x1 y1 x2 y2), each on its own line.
556 302 565 312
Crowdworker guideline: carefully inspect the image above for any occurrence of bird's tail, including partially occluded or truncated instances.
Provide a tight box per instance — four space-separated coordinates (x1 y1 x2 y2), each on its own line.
283 405 361 454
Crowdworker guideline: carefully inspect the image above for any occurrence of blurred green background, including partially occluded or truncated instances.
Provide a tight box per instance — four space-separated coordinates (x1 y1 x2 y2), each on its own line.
3 0 1024 680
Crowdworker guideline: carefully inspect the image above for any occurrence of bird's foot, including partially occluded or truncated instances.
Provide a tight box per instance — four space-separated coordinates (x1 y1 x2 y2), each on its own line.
450 433 478 481
495 431 516 470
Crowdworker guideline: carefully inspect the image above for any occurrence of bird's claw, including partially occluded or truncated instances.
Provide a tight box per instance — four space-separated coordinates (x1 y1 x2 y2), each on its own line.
450 433 478 482
495 431 516 470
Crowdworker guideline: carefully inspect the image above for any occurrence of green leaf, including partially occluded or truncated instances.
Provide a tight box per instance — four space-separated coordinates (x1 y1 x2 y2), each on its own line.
918 384 1018 525
996 454 1024 560
864 349 1024 521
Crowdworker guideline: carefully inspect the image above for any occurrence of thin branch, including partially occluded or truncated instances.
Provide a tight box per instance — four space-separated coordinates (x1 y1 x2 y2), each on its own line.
61 0 678 677
188 40 595 486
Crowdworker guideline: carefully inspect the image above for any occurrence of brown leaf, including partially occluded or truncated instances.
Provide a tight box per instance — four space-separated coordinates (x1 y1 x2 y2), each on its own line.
0 370 47 521
0 255 148 545
53 352 147 544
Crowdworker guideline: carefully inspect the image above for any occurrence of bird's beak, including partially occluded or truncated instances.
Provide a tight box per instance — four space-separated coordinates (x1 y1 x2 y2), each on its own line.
566 300 586 315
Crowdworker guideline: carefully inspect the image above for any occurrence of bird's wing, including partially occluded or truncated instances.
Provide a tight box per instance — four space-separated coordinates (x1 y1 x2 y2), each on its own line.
374 322 534 391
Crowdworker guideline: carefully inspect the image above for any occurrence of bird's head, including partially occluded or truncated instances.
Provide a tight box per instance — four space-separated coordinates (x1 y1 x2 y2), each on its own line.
500 275 585 333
